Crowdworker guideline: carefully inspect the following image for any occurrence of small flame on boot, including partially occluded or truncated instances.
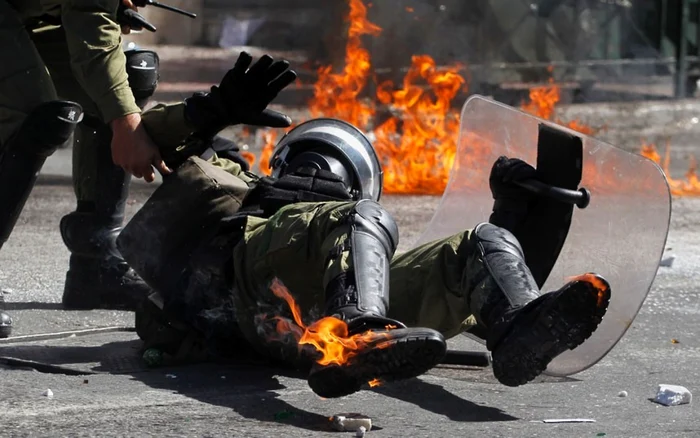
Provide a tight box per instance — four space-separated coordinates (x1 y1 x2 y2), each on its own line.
568 273 610 308
266 279 394 367
368 378 382 388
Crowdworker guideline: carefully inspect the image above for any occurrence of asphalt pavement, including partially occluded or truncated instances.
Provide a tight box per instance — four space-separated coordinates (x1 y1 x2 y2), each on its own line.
0 151 698 437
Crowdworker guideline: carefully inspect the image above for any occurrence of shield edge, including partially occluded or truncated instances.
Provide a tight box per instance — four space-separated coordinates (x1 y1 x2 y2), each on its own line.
416 94 673 376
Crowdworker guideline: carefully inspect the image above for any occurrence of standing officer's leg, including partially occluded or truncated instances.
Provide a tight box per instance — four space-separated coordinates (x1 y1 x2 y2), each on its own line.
0 7 83 337
30 26 157 310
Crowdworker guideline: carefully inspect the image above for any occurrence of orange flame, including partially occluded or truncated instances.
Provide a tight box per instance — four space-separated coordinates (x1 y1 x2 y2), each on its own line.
519 78 596 136
567 273 610 308
266 278 392 367
640 141 700 195
368 378 382 387
253 0 464 194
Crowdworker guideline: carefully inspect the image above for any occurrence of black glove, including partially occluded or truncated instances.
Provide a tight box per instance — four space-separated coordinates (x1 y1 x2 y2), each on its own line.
184 52 298 137
489 156 537 199
488 156 537 232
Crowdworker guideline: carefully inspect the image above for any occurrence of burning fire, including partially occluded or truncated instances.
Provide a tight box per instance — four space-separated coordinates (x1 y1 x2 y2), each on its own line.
265 278 393 368
640 141 700 196
244 0 699 196
567 273 610 308
520 76 597 136
252 0 465 195
368 378 382 388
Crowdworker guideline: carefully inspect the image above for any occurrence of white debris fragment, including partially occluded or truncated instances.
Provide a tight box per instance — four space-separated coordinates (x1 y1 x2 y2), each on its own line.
331 414 372 432
355 426 367 437
165 374 177 379
654 384 692 406
43 389 53 399
659 255 676 268
618 390 628 397
542 419 596 423
1 288 13 294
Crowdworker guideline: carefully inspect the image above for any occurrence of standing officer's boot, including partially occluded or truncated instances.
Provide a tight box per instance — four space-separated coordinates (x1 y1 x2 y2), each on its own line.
465 223 611 387
307 200 447 398
0 100 84 336
60 118 151 311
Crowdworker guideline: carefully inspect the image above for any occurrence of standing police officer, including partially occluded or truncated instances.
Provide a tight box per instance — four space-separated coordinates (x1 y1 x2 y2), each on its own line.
0 0 170 337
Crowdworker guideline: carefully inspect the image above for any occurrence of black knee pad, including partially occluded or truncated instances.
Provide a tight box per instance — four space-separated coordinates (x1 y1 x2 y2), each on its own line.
469 222 526 260
348 200 399 257
10 101 84 155
0 101 83 246
125 49 160 105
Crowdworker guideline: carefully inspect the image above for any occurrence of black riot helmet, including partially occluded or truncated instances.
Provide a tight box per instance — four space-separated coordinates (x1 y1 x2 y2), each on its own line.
269 118 384 202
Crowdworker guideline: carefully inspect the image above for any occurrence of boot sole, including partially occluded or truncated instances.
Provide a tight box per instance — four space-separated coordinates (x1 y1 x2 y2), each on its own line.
492 275 611 387
307 328 447 399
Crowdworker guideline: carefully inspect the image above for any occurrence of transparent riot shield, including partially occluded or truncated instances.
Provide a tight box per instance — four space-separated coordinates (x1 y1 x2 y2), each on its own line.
415 95 671 376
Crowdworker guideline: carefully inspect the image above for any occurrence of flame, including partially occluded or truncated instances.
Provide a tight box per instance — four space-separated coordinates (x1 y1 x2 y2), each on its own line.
309 0 380 127
368 378 382 387
567 273 610 308
640 141 700 195
519 78 596 136
253 0 464 194
265 278 392 367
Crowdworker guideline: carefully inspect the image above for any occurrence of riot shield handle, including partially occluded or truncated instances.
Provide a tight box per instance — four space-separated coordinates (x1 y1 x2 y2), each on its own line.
517 179 591 209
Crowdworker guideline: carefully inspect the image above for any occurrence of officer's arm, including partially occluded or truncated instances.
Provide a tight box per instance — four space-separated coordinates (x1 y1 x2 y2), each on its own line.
61 0 141 123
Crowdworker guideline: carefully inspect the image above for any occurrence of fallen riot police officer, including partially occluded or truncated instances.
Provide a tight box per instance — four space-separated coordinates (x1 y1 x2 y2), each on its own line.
116 114 612 398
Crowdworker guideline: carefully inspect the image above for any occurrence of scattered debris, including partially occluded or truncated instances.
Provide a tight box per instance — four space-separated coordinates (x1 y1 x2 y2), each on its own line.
165 374 177 379
597 433 607 437
43 389 53 399
83 379 89 384
331 414 373 432
541 419 596 423
654 384 692 406
671 339 680 344
142 348 164 368
1 288 13 294
618 391 628 397
356 426 367 437
659 255 676 268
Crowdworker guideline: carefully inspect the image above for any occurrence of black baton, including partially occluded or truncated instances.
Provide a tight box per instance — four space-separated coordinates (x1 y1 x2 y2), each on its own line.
516 179 591 209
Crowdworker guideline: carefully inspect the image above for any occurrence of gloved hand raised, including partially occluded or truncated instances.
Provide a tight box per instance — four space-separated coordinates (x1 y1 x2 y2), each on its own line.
184 52 298 137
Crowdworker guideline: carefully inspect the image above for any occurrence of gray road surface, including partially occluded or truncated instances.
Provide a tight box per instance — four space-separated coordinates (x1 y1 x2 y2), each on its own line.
0 156 698 437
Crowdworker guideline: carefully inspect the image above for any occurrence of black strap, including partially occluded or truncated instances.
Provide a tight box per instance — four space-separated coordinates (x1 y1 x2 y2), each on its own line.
241 167 352 217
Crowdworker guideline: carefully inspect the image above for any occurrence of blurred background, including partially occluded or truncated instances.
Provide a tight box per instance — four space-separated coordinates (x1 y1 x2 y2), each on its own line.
119 0 700 194
127 0 700 102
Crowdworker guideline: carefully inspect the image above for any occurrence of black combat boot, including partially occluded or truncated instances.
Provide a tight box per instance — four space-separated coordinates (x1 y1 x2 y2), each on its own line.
307 200 447 398
60 119 151 311
466 223 611 387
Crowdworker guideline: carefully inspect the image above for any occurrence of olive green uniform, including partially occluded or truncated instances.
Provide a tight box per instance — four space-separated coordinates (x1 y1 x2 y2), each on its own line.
0 0 191 202
120 157 478 366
